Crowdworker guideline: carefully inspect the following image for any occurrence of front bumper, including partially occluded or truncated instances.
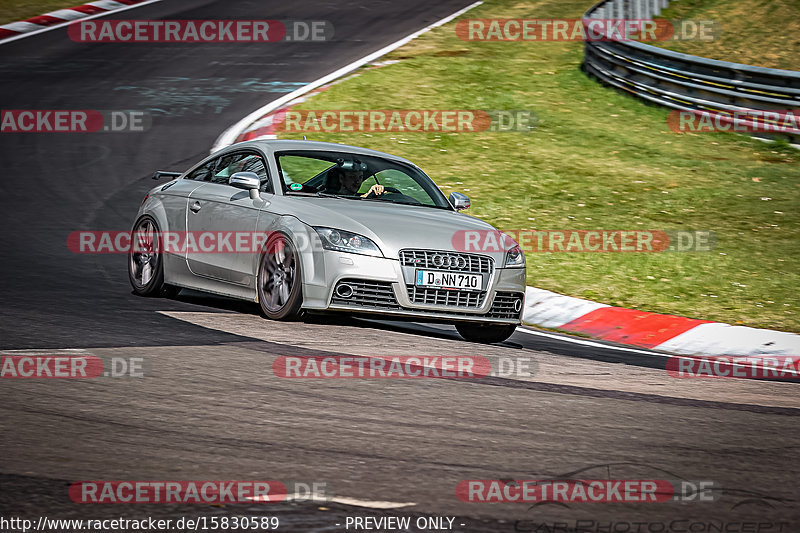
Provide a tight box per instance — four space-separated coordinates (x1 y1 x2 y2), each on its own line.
301 250 525 324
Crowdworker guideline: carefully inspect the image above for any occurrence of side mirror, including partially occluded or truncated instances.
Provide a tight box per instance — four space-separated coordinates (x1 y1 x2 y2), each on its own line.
449 192 471 211
229 171 261 200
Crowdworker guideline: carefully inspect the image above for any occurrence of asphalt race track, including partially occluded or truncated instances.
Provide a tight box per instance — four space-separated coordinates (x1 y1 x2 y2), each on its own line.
0 1 798 531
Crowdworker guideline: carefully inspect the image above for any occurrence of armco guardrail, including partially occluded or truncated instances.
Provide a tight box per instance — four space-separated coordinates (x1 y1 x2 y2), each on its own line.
582 0 800 145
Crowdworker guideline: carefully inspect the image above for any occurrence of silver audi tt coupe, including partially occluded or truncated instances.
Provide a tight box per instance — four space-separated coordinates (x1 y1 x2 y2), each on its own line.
128 140 526 343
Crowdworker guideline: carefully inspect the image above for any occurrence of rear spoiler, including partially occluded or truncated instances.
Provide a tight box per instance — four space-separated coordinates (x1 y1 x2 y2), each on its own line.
152 171 182 180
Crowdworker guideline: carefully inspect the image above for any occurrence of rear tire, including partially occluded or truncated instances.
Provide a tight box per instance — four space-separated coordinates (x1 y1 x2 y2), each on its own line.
456 323 517 344
257 233 303 320
128 215 172 297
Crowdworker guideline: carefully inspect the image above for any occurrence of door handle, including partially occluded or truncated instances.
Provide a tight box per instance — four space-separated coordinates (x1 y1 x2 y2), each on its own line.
190 201 202 213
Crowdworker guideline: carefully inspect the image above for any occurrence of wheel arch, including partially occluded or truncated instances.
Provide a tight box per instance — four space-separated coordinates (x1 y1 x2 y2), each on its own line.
253 215 325 295
137 193 171 233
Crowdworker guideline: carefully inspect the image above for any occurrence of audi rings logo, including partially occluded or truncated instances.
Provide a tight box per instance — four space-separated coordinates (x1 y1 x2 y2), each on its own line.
431 254 467 269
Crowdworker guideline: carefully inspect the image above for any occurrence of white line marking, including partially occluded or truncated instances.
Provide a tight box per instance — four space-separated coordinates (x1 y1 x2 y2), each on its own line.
516 326 673 358
0 0 163 45
517 327 793 373
246 494 415 509
0 348 88 355
211 1 484 152
329 496 416 509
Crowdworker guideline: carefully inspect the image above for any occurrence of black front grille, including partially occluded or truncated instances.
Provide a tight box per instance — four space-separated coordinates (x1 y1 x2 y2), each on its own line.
330 279 522 322
399 249 493 274
406 285 486 308
486 292 524 319
331 279 400 309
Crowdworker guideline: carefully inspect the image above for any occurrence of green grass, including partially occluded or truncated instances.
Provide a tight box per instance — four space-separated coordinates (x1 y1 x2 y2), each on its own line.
0 0 86 25
652 0 800 70
275 0 800 332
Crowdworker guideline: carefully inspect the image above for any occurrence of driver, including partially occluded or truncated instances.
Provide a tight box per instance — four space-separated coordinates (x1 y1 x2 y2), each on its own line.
325 166 385 197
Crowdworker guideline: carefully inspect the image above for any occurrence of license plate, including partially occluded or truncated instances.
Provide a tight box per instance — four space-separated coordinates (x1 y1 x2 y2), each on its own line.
415 270 482 291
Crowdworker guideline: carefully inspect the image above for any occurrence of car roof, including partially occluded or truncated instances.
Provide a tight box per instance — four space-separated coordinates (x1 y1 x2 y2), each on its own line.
219 139 415 165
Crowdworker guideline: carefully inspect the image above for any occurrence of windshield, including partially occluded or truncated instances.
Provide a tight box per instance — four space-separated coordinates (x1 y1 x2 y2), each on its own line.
275 150 452 209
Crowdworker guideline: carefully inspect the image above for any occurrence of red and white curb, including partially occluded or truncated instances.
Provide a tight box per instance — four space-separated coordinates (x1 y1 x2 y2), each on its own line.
522 287 800 357
0 0 156 43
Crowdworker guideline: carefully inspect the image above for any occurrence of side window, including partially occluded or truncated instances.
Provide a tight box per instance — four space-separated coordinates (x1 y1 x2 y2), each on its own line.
186 158 217 181
188 152 272 193
211 153 271 193
243 155 272 193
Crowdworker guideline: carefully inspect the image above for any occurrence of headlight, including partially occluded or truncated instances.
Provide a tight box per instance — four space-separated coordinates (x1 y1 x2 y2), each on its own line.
505 245 525 267
313 227 383 257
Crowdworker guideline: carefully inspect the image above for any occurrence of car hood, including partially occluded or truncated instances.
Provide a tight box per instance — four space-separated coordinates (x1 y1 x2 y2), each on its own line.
273 196 511 260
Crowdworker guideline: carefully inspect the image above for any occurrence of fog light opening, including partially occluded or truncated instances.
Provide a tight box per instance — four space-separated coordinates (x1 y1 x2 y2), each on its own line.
335 284 354 299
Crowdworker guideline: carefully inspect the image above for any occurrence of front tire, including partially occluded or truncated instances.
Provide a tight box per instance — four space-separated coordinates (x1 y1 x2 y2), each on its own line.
257 233 303 320
128 215 174 297
456 323 517 344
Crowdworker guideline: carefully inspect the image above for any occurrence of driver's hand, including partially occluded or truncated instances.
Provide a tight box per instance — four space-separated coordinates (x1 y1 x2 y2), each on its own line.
361 184 385 197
